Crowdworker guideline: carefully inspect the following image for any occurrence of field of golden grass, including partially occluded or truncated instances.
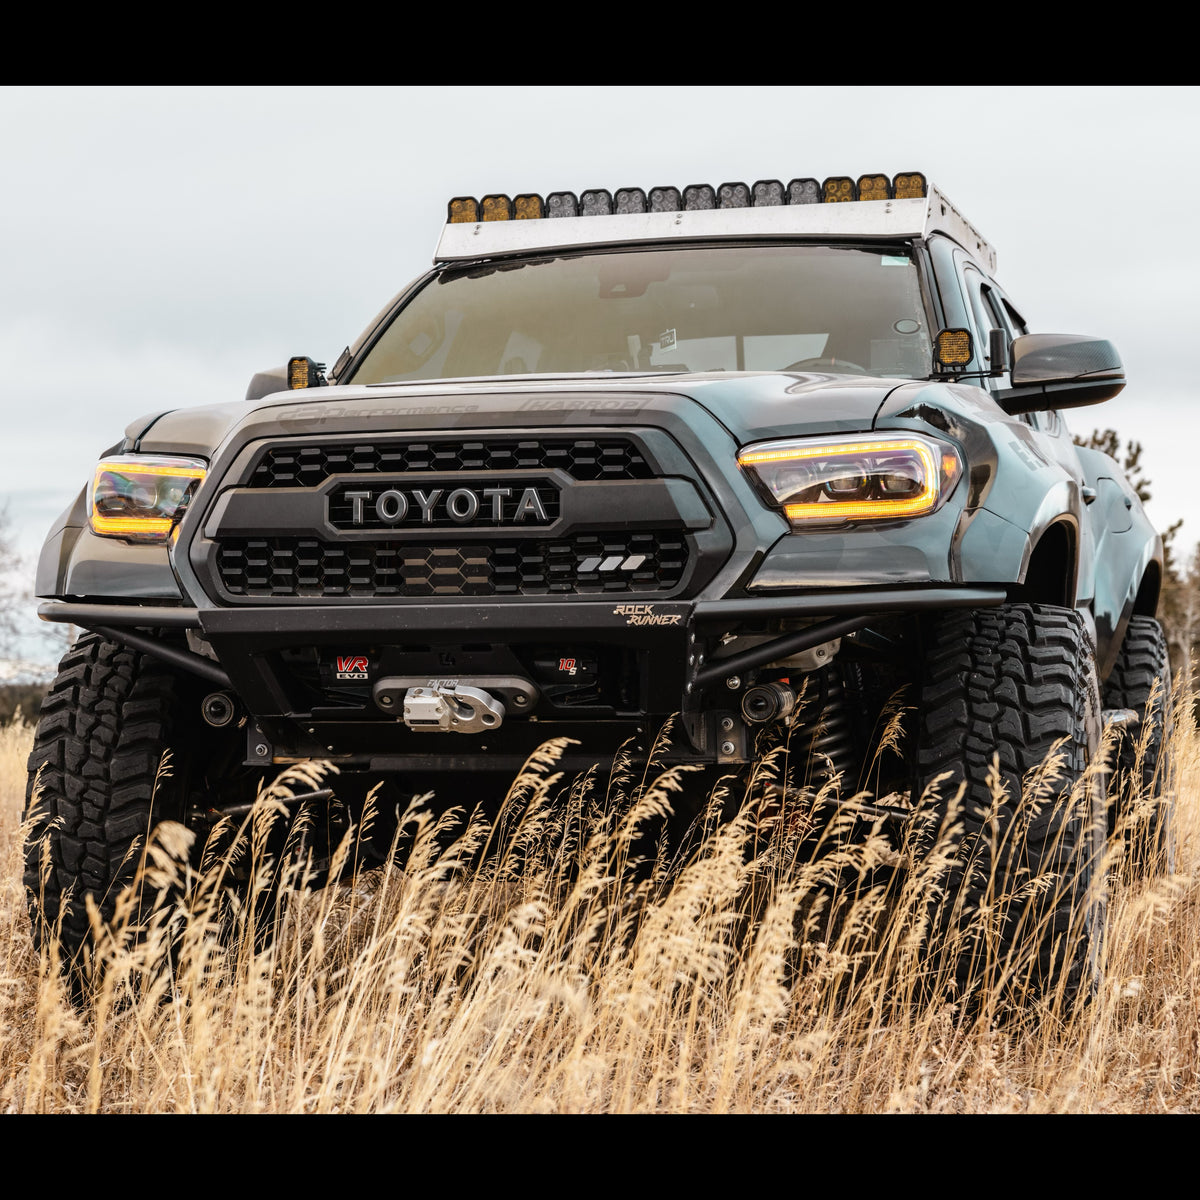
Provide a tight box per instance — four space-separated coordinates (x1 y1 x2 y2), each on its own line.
1 699 1197 1113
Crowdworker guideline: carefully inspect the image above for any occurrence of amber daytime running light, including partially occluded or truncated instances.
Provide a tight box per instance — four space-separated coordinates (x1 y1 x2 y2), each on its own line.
738 434 962 524
90 456 207 542
445 173 927 221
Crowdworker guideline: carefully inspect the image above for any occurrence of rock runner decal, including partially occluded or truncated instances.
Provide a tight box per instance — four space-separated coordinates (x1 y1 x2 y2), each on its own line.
612 603 682 626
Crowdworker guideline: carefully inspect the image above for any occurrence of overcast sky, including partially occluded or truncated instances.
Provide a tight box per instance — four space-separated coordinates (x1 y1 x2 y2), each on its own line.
2 85 1197 673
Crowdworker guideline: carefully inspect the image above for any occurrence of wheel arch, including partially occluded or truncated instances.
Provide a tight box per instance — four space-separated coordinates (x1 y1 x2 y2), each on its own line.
1133 560 1162 617
1012 519 1077 608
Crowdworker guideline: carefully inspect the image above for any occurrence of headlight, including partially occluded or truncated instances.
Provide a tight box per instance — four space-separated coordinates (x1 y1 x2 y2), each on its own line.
90 455 207 542
738 433 962 525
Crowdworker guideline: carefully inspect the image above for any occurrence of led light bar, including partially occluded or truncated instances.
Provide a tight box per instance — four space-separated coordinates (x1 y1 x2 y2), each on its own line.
435 174 990 271
445 174 928 224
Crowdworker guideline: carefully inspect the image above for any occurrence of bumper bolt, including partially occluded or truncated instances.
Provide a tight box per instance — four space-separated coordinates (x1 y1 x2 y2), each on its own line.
720 740 736 756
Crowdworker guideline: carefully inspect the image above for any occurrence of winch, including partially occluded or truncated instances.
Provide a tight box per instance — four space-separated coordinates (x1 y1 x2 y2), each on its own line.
372 676 540 733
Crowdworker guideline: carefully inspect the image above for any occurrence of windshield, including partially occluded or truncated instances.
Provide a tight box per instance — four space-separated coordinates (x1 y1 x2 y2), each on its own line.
349 244 933 384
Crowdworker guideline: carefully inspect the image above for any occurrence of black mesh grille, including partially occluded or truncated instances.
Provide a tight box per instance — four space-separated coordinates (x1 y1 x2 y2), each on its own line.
249 437 653 488
215 532 687 598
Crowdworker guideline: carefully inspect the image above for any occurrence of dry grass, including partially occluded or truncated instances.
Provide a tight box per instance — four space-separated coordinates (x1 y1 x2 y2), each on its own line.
1 692 1198 1114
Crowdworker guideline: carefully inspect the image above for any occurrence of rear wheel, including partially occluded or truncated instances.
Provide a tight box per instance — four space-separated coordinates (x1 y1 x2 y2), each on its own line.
911 604 1106 1009
1103 615 1175 877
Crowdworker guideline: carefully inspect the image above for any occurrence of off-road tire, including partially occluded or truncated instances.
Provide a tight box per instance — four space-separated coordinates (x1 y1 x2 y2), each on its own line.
23 633 191 993
912 603 1106 1010
1103 615 1175 877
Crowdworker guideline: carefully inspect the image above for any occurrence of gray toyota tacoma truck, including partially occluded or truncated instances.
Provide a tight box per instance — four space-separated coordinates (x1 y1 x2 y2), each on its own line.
25 172 1174 1000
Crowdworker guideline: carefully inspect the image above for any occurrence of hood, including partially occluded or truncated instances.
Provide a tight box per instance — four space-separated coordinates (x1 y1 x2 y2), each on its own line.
132 370 907 458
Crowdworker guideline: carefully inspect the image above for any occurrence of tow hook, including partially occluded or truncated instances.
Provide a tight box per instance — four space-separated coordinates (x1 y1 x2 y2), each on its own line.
401 684 505 733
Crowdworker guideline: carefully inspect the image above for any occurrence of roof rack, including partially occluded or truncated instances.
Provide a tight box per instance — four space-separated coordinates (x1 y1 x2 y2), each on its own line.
433 175 995 272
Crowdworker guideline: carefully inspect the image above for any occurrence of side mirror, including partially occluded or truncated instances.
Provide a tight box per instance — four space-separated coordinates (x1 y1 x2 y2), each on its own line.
997 334 1125 413
245 365 288 402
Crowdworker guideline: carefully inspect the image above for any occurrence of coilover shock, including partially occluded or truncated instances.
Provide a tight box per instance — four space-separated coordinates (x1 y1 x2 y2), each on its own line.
786 666 858 791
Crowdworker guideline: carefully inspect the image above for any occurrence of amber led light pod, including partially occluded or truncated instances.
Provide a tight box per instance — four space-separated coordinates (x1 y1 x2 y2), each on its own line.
513 194 544 219
447 196 479 223
481 194 513 221
857 173 890 202
822 176 856 202
892 172 927 199
288 356 324 389
934 328 974 370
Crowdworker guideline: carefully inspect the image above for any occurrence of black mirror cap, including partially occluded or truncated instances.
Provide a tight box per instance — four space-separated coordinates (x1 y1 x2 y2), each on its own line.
997 333 1125 414
245 365 288 402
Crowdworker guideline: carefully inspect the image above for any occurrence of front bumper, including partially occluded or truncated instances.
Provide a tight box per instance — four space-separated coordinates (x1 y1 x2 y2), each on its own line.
41 584 1007 772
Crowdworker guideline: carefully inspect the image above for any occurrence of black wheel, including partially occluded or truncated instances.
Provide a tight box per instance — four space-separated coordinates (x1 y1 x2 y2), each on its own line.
911 604 1106 1009
1103 615 1175 877
22 633 258 995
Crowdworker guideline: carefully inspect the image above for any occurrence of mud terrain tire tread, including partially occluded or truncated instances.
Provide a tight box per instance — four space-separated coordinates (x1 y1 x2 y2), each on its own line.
23 632 183 973
914 603 1105 1007
1103 614 1175 876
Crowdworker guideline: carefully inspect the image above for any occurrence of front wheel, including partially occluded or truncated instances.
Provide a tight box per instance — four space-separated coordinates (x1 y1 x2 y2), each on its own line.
910 604 1106 1010
23 633 262 995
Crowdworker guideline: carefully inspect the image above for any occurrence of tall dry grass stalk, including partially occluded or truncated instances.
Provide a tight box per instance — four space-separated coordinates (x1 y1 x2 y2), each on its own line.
1 686 1198 1113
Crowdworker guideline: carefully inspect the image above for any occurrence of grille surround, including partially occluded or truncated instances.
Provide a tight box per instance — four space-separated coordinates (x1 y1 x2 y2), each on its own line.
193 430 718 605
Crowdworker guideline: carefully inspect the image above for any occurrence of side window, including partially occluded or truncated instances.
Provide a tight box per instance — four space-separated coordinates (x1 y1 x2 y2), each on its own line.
962 267 1009 377
962 266 1041 423
995 292 1060 433
1001 299 1028 337
961 267 992 364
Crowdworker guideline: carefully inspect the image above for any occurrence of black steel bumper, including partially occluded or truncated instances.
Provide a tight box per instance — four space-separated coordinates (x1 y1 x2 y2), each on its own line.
41 585 1007 772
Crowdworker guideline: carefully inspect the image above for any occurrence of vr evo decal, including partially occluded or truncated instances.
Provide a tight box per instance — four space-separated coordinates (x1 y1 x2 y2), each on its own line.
336 655 369 680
